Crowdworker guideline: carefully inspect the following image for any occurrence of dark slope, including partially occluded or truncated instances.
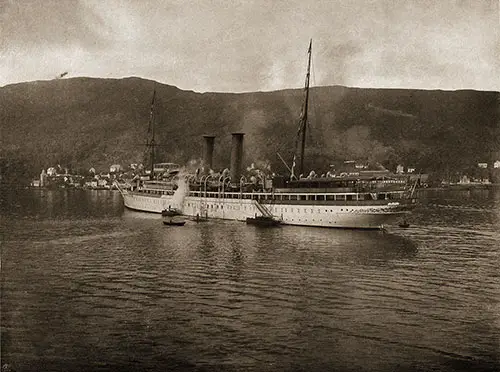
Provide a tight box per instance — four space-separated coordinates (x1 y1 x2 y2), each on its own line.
1 77 498 183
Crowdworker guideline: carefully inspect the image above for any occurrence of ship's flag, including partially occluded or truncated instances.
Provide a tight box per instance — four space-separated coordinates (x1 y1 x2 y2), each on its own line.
291 154 297 180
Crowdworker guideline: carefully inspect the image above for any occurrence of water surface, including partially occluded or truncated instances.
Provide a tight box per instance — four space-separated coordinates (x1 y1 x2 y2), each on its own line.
1 188 499 371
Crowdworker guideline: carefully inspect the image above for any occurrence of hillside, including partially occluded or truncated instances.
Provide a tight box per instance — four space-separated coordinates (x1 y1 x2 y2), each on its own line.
1 77 499 184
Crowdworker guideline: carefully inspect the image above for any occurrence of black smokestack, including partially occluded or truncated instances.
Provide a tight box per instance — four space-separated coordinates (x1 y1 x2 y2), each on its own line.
202 135 215 172
230 133 244 181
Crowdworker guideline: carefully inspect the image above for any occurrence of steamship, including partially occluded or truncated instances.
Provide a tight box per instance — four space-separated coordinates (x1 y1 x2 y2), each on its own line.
116 41 416 229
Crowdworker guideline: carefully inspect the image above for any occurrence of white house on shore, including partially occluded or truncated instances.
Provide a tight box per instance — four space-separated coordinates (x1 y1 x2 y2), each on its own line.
110 164 122 173
47 167 57 176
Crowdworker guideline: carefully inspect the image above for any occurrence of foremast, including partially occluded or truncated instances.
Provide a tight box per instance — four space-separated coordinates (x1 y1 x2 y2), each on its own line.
146 88 157 180
294 39 312 179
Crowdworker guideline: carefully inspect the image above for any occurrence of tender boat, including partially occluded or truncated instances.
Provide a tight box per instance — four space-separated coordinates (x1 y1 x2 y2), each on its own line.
398 220 410 228
162 207 185 226
163 219 186 226
246 215 281 227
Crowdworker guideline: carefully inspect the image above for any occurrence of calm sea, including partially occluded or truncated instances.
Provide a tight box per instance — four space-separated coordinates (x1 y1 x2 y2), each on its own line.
1 188 499 372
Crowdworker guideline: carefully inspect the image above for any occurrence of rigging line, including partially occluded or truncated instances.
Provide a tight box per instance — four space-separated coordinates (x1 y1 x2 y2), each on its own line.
296 44 312 133
292 46 309 159
306 46 318 145
309 48 324 150
308 53 316 140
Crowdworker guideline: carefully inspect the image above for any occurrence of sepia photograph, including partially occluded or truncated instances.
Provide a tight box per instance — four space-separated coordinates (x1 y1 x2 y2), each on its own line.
1 0 499 371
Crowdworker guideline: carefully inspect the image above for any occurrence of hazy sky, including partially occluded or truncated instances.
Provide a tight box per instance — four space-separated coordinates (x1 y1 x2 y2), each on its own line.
1 0 499 92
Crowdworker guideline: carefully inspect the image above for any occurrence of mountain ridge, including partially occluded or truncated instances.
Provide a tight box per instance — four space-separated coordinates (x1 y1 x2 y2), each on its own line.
1 77 499 185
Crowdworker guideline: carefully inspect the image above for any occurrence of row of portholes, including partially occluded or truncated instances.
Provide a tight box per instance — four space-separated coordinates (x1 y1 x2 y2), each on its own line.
283 218 339 223
141 190 172 195
273 208 351 213
187 203 256 212
184 202 354 214
143 199 162 204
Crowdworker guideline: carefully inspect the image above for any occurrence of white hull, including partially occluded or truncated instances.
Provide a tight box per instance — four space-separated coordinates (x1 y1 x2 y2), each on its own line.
119 190 407 229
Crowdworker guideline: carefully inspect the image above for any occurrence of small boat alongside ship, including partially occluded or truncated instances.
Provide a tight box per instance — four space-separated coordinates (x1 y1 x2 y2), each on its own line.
398 220 410 228
162 207 186 226
163 219 186 226
246 215 282 227
115 40 417 229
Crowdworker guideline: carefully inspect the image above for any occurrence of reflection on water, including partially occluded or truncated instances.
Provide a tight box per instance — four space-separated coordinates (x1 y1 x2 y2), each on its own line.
0 189 123 224
1 188 499 371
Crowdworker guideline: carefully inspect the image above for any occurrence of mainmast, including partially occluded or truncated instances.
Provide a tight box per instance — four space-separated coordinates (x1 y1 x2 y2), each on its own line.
298 39 312 177
147 88 157 180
